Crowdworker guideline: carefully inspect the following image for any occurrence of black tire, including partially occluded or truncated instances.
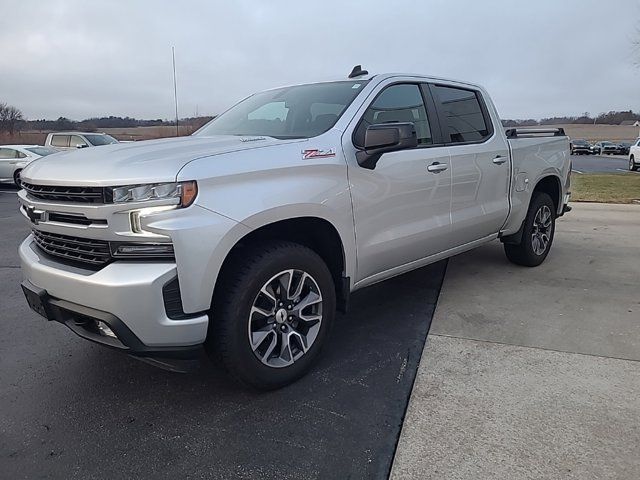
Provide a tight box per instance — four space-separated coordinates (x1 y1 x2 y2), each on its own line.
13 169 22 188
207 240 336 390
630 156 637 172
504 192 556 267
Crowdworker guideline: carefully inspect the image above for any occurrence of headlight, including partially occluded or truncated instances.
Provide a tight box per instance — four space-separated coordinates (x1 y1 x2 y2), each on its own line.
109 181 197 207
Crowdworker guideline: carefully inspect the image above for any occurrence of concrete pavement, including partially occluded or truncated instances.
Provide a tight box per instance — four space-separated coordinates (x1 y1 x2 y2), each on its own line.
391 203 640 479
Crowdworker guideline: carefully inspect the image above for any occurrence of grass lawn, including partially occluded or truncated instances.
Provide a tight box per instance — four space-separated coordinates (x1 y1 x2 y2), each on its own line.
571 173 640 204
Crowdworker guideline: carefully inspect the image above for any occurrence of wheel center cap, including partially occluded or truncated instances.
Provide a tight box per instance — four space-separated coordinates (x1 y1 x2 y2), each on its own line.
275 308 288 324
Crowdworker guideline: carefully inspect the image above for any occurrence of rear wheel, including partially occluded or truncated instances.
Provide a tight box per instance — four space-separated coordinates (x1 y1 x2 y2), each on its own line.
13 169 22 187
504 192 556 267
208 241 335 390
630 156 637 172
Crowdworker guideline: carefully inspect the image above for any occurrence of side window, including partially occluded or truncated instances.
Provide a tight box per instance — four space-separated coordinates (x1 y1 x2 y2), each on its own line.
51 135 70 147
431 85 491 143
0 148 13 159
70 135 88 147
15 150 27 158
355 84 432 147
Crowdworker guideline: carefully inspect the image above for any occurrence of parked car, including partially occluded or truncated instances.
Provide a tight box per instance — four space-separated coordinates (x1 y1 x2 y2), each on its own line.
44 132 118 150
617 141 632 156
629 138 640 171
592 141 619 155
0 145 59 186
18 69 571 390
570 139 592 155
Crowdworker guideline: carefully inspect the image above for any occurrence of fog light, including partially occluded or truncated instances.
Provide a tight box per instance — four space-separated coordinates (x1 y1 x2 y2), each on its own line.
111 243 174 257
96 321 117 338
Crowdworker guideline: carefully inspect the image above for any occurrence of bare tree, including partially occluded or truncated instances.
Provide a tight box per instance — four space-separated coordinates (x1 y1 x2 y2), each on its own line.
0 102 24 135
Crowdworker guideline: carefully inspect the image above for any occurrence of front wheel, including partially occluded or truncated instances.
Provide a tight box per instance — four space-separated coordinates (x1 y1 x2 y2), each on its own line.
504 192 556 267
630 156 638 172
208 241 336 390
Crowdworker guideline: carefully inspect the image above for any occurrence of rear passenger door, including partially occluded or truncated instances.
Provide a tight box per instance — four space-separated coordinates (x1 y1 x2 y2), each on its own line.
0 148 18 178
430 84 510 246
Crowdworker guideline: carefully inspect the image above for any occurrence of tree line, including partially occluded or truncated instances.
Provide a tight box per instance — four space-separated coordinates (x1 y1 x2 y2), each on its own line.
502 110 640 127
0 101 214 134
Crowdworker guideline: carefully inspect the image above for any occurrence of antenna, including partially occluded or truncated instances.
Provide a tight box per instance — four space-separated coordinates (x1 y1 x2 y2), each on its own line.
348 65 368 78
172 46 179 137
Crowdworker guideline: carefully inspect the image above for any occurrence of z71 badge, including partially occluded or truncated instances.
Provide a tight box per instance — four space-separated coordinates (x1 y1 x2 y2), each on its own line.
302 148 336 160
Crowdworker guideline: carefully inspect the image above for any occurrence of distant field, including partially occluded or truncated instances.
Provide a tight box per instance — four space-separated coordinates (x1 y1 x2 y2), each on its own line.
544 124 640 142
1 123 638 146
0 125 194 146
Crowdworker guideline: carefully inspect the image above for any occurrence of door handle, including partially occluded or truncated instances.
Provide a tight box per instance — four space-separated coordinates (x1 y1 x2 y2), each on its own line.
427 162 448 173
492 156 508 165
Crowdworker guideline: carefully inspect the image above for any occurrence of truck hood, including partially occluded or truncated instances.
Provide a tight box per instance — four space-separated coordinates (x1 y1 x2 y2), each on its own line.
21 135 295 186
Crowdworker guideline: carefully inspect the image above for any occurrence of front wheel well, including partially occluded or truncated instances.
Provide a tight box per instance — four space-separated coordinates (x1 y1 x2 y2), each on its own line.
215 217 348 311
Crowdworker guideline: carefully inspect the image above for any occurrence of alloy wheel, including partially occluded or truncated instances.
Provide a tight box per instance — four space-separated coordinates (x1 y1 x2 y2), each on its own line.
248 269 323 368
531 205 552 256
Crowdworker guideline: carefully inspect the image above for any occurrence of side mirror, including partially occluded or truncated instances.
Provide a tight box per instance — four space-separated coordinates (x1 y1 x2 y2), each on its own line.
76 144 88 149
356 123 418 169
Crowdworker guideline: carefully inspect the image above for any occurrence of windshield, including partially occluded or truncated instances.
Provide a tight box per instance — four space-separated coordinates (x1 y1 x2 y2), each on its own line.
573 140 588 145
25 147 59 156
85 134 118 146
195 81 368 139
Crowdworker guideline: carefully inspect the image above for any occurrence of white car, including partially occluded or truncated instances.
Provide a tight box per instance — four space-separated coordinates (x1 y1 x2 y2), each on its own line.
629 138 640 171
0 145 59 186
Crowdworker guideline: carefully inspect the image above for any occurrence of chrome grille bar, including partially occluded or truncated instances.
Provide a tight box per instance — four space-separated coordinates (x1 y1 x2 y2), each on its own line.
22 182 105 203
32 230 111 266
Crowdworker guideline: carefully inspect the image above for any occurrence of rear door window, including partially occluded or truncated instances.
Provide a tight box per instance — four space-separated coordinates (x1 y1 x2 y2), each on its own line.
431 85 492 144
51 135 70 147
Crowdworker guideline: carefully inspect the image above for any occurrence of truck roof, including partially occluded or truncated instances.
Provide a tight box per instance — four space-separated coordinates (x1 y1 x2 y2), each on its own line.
264 71 486 94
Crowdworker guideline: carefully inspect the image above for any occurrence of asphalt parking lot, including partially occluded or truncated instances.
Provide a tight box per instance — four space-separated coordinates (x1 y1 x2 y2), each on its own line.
3 185 640 480
0 185 446 480
571 154 635 173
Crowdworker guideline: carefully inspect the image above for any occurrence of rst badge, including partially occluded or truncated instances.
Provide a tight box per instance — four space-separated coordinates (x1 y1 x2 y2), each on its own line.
302 148 336 160
25 206 47 225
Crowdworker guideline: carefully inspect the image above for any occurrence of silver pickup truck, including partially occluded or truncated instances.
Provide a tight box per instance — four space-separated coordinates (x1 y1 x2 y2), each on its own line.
18 67 571 390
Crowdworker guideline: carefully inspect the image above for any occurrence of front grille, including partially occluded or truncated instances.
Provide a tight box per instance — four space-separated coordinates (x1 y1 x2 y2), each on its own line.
32 230 111 267
22 182 105 203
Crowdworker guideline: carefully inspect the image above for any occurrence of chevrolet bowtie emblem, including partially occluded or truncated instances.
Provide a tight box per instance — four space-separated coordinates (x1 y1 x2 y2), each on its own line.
26 206 47 225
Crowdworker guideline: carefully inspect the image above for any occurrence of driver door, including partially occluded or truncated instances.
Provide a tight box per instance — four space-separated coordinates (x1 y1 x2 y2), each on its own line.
344 82 452 282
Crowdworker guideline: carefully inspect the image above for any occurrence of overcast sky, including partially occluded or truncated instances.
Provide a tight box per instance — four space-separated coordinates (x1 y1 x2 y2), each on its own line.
1 0 639 120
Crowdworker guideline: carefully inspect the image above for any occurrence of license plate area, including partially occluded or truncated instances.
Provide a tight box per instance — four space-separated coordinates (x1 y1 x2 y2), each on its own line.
21 282 55 320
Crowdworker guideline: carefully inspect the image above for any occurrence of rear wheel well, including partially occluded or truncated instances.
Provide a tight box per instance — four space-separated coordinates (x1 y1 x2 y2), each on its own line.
215 217 348 311
532 176 561 214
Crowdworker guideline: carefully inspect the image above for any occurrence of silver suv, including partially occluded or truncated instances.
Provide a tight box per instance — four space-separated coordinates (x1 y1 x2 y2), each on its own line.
19 69 570 389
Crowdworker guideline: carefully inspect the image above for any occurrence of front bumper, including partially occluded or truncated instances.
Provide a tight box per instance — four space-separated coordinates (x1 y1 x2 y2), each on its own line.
19 237 209 350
